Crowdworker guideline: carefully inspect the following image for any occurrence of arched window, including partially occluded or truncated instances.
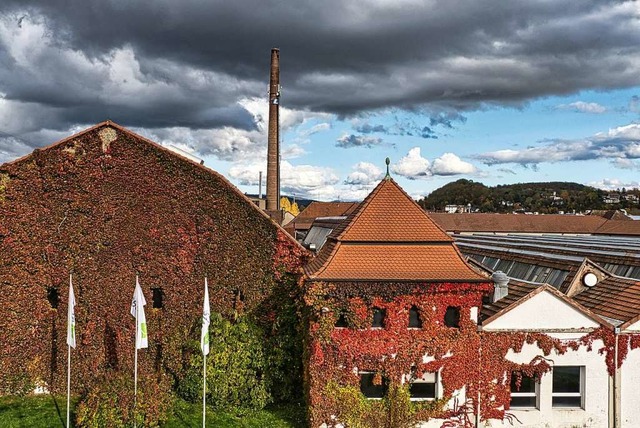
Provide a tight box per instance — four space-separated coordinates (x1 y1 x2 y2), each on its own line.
335 313 348 328
408 306 422 328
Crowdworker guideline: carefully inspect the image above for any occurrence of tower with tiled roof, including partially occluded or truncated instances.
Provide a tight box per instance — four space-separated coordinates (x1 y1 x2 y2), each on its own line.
302 175 493 426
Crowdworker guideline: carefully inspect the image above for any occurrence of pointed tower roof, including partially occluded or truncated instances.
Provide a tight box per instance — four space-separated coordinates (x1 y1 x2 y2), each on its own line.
305 178 488 282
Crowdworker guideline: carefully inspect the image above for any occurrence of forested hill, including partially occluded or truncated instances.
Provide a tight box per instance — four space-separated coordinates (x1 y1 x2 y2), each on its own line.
417 179 629 213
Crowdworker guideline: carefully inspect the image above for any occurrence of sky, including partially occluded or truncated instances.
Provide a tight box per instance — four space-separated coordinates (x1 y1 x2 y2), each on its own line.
1 1 640 201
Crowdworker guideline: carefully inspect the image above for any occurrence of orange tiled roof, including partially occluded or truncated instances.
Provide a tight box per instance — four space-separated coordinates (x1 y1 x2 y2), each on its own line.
305 178 488 282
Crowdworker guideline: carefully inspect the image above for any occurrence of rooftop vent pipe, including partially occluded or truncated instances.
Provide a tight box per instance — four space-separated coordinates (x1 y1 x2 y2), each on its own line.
491 271 509 302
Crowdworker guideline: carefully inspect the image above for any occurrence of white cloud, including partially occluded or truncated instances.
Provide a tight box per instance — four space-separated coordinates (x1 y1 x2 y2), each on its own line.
392 147 478 179
431 152 477 175
228 160 340 198
588 178 640 191
478 123 640 166
392 147 432 179
556 101 607 114
344 162 384 185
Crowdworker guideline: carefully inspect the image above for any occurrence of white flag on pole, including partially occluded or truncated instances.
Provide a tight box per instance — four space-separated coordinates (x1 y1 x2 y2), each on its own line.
130 278 148 349
67 275 76 348
201 278 210 356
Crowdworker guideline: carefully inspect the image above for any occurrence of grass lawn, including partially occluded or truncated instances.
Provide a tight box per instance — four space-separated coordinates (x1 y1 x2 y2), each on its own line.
0 395 306 427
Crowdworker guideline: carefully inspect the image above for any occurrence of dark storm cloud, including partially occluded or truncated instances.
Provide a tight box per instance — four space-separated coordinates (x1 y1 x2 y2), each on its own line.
355 123 388 134
1 0 640 158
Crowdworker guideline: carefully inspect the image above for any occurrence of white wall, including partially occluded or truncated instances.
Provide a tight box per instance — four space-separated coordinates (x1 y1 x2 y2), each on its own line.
484 337 610 428
621 344 640 427
483 291 600 331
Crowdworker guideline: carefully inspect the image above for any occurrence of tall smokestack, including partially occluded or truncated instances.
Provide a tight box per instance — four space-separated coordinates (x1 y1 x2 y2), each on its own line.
266 48 280 212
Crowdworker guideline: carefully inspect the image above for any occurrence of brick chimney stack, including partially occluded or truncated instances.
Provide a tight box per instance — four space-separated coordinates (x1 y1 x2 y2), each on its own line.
266 48 280 212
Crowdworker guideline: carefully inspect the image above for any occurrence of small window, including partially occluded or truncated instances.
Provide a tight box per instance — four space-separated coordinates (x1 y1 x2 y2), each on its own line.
408 306 422 328
510 373 538 408
444 306 460 328
360 372 387 399
335 313 348 328
372 308 386 328
152 288 163 309
409 372 437 400
47 287 59 309
552 366 584 408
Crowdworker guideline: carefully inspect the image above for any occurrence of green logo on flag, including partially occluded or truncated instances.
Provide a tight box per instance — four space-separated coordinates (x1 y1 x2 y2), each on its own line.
141 322 147 339
204 332 209 346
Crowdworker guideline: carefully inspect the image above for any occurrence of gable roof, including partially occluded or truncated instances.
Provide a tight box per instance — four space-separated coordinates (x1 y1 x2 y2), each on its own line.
304 178 488 282
1 121 304 252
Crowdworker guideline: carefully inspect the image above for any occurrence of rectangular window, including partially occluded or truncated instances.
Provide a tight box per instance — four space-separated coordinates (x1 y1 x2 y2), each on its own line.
152 288 163 309
444 306 460 328
552 366 584 408
409 372 437 401
360 372 387 399
372 308 386 328
47 287 59 309
510 373 538 408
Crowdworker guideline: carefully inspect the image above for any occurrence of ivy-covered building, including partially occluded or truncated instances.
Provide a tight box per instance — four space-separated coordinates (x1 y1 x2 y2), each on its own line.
302 176 495 426
0 122 306 399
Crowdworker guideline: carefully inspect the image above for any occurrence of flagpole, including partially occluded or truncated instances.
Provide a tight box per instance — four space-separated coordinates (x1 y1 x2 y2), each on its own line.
202 276 210 428
203 352 206 428
67 273 72 428
134 274 138 428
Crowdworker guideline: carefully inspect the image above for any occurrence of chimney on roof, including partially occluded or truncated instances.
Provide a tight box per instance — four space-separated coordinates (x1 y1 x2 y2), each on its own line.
266 48 280 212
491 271 509 302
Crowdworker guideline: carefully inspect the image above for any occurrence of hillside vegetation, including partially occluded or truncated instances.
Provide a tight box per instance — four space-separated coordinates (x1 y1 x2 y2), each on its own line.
418 179 640 214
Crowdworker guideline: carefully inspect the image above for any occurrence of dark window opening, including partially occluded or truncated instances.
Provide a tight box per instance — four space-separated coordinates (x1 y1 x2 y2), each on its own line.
372 308 386 328
360 372 387 399
409 371 437 400
444 306 460 328
408 306 422 328
47 287 59 309
335 313 348 328
510 373 537 408
152 288 163 309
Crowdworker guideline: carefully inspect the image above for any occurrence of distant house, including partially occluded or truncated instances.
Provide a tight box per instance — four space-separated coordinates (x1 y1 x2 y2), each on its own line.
604 193 621 204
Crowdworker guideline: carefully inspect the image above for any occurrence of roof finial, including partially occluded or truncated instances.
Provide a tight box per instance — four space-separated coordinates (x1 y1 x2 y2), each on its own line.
385 157 391 180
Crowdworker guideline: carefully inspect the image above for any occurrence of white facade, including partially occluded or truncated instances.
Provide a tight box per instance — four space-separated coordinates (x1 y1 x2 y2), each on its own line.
482 288 640 428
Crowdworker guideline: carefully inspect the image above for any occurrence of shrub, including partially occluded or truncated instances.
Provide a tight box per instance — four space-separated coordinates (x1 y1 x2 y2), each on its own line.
177 313 270 410
75 370 172 428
